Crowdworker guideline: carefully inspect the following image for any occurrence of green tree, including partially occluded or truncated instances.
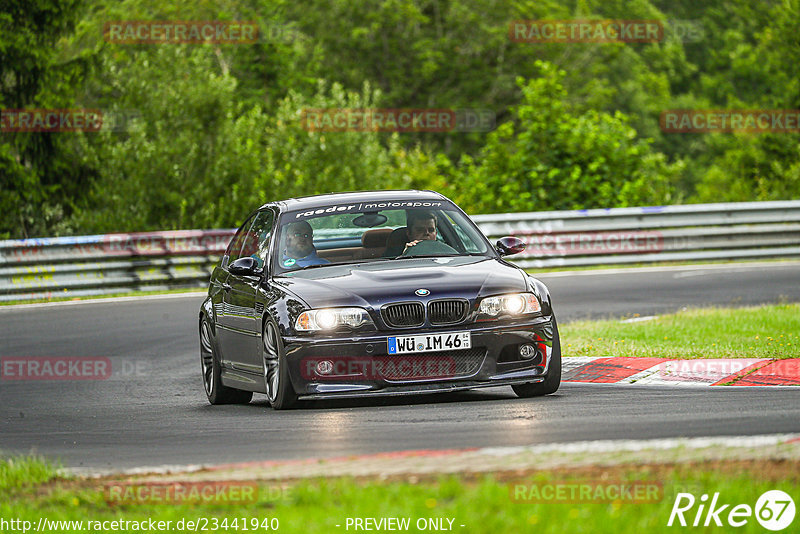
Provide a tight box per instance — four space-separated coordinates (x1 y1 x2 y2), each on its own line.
73 44 440 232
690 0 800 202
0 0 92 238
438 62 680 213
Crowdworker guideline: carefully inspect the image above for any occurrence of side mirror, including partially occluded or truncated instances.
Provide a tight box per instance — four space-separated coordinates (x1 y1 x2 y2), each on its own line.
229 256 264 277
495 236 526 257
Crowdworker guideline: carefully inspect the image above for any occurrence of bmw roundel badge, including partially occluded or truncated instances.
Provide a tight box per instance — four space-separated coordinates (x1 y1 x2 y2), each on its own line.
415 288 430 296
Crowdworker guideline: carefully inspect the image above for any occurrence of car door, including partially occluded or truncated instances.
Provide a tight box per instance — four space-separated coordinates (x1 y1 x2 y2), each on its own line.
215 213 256 369
220 209 275 375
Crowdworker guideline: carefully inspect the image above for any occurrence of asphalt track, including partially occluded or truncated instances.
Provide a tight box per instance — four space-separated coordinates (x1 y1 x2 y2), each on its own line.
1 262 799 471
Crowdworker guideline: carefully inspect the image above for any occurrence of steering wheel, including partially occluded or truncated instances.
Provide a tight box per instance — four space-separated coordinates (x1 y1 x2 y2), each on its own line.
401 239 458 256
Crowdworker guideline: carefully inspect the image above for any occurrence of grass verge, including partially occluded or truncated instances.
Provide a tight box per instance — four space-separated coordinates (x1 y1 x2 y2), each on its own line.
2 456 797 533
561 303 799 359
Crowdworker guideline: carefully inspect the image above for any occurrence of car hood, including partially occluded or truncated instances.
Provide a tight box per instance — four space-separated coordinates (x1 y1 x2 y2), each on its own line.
274 257 528 309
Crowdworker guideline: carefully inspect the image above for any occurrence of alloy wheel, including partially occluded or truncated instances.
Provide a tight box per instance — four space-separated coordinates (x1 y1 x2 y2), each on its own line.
263 322 280 404
200 320 215 396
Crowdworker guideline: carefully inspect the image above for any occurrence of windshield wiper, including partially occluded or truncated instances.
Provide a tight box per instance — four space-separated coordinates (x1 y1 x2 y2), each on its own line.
342 257 397 265
288 257 398 271
393 253 463 260
290 263 336 271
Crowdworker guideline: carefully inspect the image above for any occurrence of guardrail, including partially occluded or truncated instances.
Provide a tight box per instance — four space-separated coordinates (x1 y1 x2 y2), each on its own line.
473 200 800 268
0 230 234 302
1 201 799 301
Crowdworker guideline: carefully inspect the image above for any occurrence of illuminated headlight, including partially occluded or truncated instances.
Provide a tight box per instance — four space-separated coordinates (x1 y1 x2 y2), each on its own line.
295 308 374 331
478 293 541 319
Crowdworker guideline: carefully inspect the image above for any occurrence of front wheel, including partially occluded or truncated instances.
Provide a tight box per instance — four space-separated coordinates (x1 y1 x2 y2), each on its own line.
262 319 297 410
512 317 561 398
200 317 253 405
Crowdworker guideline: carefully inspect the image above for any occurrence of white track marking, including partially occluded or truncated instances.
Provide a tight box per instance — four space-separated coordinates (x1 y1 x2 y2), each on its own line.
620 315 659 323
533 260 800 278
69 433 800 478
0 292 207 312
561 357 604 373
479 433 800 456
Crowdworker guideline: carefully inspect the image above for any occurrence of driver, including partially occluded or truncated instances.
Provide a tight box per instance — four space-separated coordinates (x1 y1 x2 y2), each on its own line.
281 221 330 268
404 210 438 253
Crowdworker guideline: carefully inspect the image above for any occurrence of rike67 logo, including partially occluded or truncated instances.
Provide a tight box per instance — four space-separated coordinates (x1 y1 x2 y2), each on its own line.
668 490 795 530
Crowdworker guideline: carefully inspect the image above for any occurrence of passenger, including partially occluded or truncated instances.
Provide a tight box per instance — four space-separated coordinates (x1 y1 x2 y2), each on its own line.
281 221 329 268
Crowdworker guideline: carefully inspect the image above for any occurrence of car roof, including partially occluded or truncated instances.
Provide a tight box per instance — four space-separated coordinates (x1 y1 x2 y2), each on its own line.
260 190 450 212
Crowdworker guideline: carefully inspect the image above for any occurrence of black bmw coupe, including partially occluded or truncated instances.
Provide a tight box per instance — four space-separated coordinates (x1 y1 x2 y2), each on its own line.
199 190 560 409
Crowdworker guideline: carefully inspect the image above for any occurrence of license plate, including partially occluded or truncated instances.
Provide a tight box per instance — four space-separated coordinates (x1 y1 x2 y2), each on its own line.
387 332 471 354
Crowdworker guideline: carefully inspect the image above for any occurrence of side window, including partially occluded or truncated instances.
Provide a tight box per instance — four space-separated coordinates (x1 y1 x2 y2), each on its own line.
223 214 257 267
443 211 482 253
234 210 275 266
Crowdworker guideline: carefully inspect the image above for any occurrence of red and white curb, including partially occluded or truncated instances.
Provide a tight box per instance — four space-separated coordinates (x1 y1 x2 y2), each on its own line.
563 357 800 386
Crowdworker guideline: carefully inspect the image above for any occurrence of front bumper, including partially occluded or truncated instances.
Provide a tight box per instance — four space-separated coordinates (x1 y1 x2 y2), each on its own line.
283 315 556 398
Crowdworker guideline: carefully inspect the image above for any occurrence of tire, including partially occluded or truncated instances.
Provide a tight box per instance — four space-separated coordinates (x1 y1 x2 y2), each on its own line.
512 317 561 398
262 319 297 410
200 317 253 405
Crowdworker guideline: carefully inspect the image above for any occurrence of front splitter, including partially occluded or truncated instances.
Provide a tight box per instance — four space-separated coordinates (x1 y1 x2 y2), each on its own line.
297 376 546 401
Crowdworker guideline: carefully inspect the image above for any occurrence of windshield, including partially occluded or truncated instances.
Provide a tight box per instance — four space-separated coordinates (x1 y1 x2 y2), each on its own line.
273 201 492 273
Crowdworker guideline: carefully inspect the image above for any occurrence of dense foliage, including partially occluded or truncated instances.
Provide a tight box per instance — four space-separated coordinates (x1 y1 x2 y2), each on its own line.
1 0 798 238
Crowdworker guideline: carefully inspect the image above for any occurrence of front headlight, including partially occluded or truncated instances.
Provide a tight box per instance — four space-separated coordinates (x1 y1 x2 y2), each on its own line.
295 307 375 331
477 293 541 320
